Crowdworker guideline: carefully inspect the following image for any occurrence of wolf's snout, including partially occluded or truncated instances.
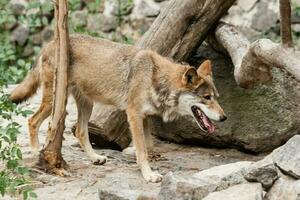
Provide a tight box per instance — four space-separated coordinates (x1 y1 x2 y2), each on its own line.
219 115 227 122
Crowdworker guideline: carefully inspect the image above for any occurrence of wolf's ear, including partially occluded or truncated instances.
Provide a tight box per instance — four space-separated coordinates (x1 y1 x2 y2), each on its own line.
182 67 199 87
197 60 212 76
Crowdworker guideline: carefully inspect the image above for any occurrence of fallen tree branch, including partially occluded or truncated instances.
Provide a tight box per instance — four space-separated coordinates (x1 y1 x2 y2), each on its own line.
214 23 300 89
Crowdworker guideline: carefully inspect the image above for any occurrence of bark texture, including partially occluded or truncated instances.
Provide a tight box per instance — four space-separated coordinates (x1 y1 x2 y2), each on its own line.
39 0 69 174
214 23 300 88
87 0 235 150
280 0 293 47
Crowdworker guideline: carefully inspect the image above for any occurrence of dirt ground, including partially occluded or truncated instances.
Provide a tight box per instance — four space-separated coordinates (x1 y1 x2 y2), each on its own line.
2 87 264 200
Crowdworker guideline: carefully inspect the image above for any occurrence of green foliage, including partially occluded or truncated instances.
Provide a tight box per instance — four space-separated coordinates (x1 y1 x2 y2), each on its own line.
116 0 133 24
86 0 102 13
0 86 35 199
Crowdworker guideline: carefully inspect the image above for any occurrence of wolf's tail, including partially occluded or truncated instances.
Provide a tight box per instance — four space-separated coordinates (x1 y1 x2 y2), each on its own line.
9 55 42 104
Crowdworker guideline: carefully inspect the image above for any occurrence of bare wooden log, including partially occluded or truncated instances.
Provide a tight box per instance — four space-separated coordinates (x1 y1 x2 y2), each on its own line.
87 0 236 149
214 23 300 89
39 0 69 175
138 0 236 60
280 0 293 47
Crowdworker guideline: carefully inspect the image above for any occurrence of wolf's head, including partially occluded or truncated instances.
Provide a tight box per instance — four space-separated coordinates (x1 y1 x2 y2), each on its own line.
176 60 226 134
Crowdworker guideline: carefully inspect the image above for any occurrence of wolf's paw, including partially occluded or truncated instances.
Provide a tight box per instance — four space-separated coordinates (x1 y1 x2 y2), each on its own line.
143 171 163 183
30 144 41 155
91 155 107 165
122 146 136 156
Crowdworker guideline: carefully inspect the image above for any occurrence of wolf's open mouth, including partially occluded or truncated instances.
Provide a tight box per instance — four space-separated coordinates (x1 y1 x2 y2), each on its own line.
191 105 215 134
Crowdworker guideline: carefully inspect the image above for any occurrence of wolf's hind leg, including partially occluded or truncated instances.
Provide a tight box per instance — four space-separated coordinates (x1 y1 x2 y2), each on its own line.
74 95 107 165
28 83 52 153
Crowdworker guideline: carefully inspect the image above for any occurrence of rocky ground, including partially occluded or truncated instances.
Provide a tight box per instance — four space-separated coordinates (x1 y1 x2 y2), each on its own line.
2 87 264 200
3 87 300 200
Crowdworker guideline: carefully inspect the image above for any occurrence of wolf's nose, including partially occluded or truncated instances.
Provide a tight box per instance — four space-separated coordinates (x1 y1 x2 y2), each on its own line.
220 115 227 122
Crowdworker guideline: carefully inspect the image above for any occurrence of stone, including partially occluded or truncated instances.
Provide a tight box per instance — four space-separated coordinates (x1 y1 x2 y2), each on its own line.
152 47 300 153
271 135 300 179
203 183 264 200
30 32 42 45
243 156 278 190
251 1 278 31
265 175 300 200
41 26 54 43
10 25 29 46
103 0 133 16
193 161 252 191
70 9 88 28
292 24 300 33
22 44 34 57
159 162 251 200
236 0 258 11
131 0 160 19
158 173 218 200
87 13 118 33
9 0 27 16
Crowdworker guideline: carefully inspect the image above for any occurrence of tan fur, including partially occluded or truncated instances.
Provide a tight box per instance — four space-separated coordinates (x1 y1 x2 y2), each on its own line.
10 34 226 182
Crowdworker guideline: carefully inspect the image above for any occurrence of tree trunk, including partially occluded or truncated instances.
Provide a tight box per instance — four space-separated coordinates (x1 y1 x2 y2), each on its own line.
39 0 69 175
85 0 235 150
280 0 293 47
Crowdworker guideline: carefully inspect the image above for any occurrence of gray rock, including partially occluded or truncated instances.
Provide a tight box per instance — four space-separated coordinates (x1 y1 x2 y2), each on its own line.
251 1 278 31
153 46 300 153
10 25 29 46
159 162 251 200
272 135 300 179
158 173 218 200
9 0 27 16
70 9 88 28
153 0 168 2
243 156 278 190
132 0 160 19
265 175 300 200
22 44 34 57
30 32 42 45
193 161 252 191
41 26 54 43
292 24 300 33
203 183 264 200
87 13 118 33
103 0 133 16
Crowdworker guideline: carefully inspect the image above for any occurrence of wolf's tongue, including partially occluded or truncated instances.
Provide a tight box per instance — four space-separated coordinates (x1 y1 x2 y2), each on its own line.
202 114 215 134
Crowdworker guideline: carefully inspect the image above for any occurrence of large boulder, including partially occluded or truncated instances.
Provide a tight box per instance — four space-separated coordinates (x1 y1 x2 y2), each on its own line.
152 45 300 153
271 135 300 179
158 162 252 200
203 183 264 200
265 175 300 200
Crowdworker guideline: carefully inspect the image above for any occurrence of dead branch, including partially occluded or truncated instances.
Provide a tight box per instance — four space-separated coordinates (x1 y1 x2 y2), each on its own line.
214 22 300 89
39 0 69 174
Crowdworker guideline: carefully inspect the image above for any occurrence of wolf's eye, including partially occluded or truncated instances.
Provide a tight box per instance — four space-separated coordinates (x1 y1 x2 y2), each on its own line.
204 95 211 100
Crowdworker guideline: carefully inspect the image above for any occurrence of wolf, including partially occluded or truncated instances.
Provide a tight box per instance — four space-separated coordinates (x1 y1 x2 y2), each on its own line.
10 34 227 183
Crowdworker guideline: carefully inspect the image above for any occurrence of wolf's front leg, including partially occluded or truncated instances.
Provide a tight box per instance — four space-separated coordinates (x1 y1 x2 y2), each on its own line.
126 108 162 183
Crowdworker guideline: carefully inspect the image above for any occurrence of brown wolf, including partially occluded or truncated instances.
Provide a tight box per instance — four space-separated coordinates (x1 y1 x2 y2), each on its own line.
10 34 227 183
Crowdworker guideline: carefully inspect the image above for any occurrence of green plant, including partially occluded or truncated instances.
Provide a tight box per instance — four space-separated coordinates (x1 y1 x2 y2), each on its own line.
116 0 133 24
0 83 36 199
86 0 102 14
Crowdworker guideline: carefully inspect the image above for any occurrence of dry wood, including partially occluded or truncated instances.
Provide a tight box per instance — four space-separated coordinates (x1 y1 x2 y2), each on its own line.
39 0 69 173
88 0 236 148
138 0 236 60
280 0 293 47
214 22 300 89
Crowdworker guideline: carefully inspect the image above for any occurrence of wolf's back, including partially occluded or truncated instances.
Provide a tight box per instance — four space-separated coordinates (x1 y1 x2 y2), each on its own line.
9 56 41 104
